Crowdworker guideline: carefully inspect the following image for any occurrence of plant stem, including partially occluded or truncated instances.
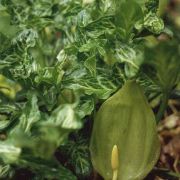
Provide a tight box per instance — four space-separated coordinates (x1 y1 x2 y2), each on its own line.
156 93 169 123
112 170 118 180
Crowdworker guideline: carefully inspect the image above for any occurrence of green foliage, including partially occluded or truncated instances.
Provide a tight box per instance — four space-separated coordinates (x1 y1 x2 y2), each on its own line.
0 0 178 179
59 135 92 179
144 41 180 92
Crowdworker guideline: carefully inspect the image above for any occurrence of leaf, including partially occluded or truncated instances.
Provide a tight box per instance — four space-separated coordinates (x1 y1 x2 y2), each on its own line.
0 143 21 163
76 96 94 119
90 81 160 180
0 164 12 179
145 0 159 13
47 104 83 130
115 44 143 77
0 74 21 99
153 167 180 179
19 157 77 180
0 5 18 37
143 41 180 92
84 56 96 76
77 9 92 27
60 137 92 178
115 0 143 39
19 93 40 133
144 12 164 34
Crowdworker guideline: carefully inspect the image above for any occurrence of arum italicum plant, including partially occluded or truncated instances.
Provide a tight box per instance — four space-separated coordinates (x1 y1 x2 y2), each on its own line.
90 81 160 180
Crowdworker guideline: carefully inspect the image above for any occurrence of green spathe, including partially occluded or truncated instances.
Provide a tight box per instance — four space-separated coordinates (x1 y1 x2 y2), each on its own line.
90 81 160 180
